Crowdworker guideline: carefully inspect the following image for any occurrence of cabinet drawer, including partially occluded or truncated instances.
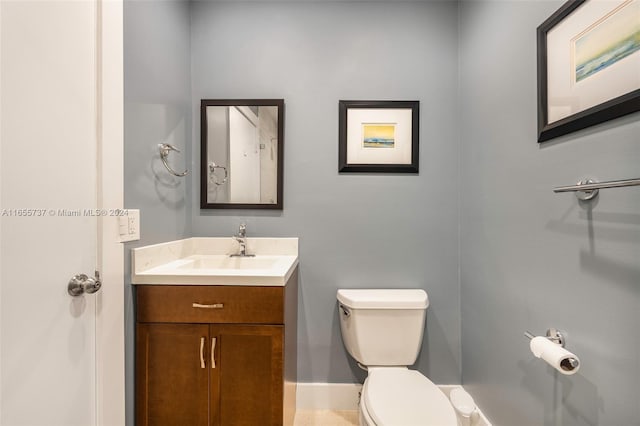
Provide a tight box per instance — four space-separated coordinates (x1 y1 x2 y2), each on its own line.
137 285 284 324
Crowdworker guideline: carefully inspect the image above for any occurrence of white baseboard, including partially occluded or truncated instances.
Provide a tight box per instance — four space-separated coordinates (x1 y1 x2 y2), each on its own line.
296 383 362 410
296 383 492 426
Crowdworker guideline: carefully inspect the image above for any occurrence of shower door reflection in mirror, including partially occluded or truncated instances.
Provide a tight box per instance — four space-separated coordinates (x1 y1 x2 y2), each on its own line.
201 99 284 209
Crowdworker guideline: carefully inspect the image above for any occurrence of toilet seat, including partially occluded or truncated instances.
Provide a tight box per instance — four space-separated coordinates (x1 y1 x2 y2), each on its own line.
362 368 457 426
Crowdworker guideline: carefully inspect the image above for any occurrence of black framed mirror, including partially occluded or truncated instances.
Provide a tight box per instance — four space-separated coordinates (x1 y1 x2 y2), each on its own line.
200 99 284 209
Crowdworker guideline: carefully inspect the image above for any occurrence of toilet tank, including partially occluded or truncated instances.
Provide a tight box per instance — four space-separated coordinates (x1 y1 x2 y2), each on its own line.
337 289 429 367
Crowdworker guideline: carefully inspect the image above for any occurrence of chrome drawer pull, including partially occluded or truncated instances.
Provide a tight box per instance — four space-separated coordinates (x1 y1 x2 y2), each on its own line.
192 303 224 309
199 337 205 369
211 337 217 369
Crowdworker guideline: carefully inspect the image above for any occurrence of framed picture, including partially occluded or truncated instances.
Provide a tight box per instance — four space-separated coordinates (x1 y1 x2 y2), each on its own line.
339 100 419 173
537 0 640 142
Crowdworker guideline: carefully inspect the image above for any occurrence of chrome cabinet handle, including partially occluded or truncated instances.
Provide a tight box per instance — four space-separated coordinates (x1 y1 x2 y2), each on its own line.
192 303 224 309
200 337 205 369
68 271 102 297
211 338 217 369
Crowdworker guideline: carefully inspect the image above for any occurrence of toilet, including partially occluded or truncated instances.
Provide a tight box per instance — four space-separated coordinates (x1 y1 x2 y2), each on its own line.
337 289 458 426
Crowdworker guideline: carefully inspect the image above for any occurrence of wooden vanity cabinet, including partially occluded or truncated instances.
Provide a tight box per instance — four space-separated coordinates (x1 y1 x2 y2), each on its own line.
135 268 298 426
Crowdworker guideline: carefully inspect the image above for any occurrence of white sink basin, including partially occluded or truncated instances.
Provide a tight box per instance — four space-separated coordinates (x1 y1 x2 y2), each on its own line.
132 238 298 286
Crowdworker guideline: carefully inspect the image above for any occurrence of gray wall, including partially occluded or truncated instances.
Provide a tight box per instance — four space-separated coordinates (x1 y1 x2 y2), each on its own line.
123 1 640 424
124 0 191 423
189 1 461 384
459 2 640 425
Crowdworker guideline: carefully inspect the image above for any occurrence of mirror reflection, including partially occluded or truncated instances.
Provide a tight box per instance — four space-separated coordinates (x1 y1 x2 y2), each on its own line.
201 100 283 209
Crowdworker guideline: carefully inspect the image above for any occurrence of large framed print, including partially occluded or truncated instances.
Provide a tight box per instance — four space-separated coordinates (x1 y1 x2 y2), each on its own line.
338 100 419 173
537 0 640 142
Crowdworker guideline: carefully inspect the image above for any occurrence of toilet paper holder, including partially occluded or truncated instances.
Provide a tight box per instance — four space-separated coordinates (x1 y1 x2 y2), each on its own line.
525 328 580 373
524 328 565 347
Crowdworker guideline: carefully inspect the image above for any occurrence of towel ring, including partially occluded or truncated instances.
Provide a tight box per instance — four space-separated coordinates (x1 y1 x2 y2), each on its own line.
158 143 188 177
209 162 228 186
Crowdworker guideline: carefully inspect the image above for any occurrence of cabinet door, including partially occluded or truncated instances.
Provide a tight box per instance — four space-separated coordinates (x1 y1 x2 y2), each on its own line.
210 325 284 426
137 323 210 426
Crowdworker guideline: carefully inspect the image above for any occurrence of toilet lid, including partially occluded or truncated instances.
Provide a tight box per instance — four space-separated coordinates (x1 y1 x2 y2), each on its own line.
364 369 457 426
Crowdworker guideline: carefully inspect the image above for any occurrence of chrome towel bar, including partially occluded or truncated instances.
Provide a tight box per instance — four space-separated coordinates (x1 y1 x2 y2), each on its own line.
554 178 640 201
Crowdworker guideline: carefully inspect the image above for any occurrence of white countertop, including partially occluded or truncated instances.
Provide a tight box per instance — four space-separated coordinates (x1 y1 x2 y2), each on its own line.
132 237 299 286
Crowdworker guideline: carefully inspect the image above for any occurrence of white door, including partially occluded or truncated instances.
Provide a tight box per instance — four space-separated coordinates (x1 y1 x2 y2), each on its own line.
0 1 124 425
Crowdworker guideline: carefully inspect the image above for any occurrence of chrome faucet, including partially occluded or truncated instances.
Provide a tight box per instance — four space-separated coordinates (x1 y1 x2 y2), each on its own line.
231 223 254 257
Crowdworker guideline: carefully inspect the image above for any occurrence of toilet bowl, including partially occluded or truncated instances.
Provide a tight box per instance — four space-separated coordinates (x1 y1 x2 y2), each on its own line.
337 289 458 426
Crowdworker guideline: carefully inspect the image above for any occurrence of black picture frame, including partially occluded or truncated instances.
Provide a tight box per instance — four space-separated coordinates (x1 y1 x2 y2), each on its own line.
339 100 419 173
537 0 640 143
200 99 284 210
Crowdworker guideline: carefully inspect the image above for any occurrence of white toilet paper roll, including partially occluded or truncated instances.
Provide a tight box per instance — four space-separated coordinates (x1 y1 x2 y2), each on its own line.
530 336 580 375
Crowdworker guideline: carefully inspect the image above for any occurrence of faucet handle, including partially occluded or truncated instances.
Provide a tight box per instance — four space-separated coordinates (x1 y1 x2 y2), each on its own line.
238 223 246 237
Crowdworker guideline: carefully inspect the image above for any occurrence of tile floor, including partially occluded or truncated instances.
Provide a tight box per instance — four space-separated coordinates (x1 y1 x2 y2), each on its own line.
294 410 359 426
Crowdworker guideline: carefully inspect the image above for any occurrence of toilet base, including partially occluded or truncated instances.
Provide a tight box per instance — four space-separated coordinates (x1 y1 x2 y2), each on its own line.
359 405 369 426
358 379 376 426
358 380 375 426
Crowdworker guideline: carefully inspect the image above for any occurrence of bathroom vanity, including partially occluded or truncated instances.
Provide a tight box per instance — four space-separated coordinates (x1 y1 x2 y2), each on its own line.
132 238 298 426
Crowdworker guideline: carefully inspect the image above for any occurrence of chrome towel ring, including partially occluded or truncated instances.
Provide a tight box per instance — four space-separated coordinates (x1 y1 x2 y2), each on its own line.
158 143 188 177
209 162 228 186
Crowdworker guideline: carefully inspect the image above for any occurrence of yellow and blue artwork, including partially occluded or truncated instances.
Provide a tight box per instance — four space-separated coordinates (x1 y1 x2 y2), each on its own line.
574 0 639 83
362 124 396 148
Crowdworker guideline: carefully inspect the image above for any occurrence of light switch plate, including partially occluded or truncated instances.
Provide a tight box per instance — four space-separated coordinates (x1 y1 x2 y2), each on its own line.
118 209 140 242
